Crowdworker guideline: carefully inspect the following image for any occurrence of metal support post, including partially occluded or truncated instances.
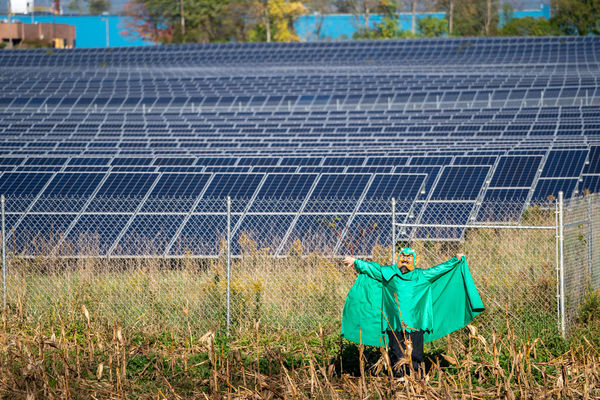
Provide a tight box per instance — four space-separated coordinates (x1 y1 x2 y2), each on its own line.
391 198 396 265
555 199 560 331
2 195 6 312
587 196 592 277
558 191 566 338
226 196 231 336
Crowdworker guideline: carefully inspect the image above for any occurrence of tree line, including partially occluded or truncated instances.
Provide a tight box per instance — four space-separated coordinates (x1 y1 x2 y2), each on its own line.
121 0 600 44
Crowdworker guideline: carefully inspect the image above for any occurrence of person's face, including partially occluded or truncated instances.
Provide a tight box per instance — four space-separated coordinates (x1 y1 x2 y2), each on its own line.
397 252 415 273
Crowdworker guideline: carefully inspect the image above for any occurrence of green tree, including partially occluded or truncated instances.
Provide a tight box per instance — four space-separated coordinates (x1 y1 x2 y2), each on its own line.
246 0 307 42
66 0 83 13
499 16 554 36
87 0 110 14
433 0 455 35
122 0 272 43
551 0 600 36
453 0 498 36
500 1 513 26
418 15 448 37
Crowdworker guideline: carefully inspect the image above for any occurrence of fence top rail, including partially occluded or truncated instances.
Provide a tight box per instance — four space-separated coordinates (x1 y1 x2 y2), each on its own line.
395 222 557 230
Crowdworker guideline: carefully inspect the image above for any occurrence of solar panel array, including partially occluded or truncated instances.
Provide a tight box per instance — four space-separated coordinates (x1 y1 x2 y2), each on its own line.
1 36 599 254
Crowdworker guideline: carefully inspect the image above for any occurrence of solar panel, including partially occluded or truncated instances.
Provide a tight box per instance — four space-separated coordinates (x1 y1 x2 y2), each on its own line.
40 172 104 197
112 214 186 256
10 214 76 255
541 150 588 178
170 214 240 256
339 214 393 255
232 214 295 255
580 175 600 194
195 173 265 213
431 166 490 200
305 174 370 212
362 173 425 202
281 214 350 255
489 156 542 188
65 214 131 256
583 146 600 174
411 202 475 240
532 178 578 202
0 172 54 208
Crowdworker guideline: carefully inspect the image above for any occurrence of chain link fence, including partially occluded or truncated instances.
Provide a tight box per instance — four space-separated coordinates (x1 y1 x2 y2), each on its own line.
0 194 597 341
563 193 600 332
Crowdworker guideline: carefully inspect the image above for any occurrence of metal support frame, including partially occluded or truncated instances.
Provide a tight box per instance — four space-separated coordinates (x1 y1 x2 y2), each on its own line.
2 195 6 312
394 222 556 230
555 199 560 335
558 191 566 338
226 196 232 336
586 196 592 277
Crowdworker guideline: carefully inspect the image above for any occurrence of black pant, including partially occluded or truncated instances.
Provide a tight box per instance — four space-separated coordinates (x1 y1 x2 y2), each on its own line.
386 329 425 377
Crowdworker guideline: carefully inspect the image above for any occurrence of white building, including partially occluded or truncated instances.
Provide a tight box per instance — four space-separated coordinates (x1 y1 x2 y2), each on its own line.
9 0 33 14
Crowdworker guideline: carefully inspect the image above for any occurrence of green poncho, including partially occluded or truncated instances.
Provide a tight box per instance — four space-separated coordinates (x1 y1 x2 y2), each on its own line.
341 256 485 346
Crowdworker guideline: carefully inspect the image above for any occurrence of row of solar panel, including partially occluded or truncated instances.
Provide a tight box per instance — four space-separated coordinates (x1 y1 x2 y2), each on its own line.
4 77 596 96
2 116 599 130
2 125 597 134
12 146 574 157
3 92 599 111
3 103 598 114
1 42 598 67
0 165 596 212
5 187 598 256
2 124 597 135
0 202 520 256
3 145 598 160
2 108 599 125
5 36 597 56
3 75 598 92
4 76 596 87
0 149 593 173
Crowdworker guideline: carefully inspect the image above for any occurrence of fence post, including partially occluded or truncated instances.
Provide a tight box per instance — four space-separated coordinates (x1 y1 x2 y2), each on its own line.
586 196 592 277
226 196 231 336
558 191 566 338
391 198 396 265
555 198 560 333
1 194 6 313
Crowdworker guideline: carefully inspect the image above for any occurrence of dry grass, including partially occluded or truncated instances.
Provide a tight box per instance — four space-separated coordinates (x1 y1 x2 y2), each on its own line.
1 308 599 399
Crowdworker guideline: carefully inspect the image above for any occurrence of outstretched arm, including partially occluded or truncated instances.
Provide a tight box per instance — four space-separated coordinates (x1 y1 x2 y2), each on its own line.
421 253 465 282
343 256 384 281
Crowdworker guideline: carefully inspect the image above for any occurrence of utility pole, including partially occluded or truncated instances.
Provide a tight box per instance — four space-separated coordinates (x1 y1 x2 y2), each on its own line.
485 0 492 35
7 0 13 49
448 0 454 35
102 17 109 47
411 0 416 34
264 1 271 42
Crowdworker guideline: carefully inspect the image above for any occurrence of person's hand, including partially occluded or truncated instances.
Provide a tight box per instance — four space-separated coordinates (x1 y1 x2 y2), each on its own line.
456 253 465 259
343 256 356 267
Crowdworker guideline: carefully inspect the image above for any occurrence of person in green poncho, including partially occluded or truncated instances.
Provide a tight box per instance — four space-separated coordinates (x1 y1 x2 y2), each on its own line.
341 248 484 378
